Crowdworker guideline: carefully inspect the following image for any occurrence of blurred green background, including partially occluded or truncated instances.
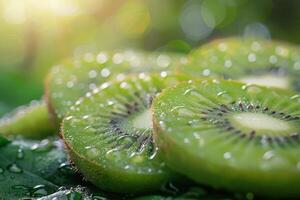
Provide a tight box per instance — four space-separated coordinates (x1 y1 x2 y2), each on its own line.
1 0 300 116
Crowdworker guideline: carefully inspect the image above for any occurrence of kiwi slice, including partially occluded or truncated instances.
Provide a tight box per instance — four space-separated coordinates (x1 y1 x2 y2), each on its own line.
46 50 187 120
0 100 54 139
61 73 190 194
186 37 300 91
153 79 300 198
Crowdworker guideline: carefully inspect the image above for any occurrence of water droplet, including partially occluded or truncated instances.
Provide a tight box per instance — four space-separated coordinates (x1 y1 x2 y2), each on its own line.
85 146 99 158
184 88 209 103
82 115 89 120
269 55 278 64
85 92 92 98
160 71 168 78
224 60 232 68
59 163 74 175
248 53 256 62
290 94 300 100
124 165 130 170
88 70 97 79
263 151 274 160
217 91 227 97
96 52 108 64
65 116 73 121
218 43 228 52
31 139 53 152
183 138 190 144
30 185 48 197
242 84 262 94
159 121 166 130
293 61 300 70
17 148 24 159
223 152 232 160
202 69 210 76
120 82 129 89
0 167 4 174
172 106 195 117
7 163 22 173
217 91 233 103
100 68 110 77
105 148 120 159
67 81 74 88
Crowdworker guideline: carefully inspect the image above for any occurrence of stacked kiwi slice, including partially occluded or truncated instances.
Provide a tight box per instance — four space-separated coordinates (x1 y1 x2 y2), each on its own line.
152 79 300 198
3 38 300 198
46 50 187 120
50 39 300 198
62 73 189 193
185 37 300 91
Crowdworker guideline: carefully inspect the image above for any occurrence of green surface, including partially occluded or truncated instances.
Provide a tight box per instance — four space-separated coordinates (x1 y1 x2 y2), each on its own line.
0 136 83 200
62 73 190 194
153 79 300 198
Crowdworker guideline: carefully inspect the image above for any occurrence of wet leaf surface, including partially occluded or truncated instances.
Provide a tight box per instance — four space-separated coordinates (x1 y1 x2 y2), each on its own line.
0 136 83 199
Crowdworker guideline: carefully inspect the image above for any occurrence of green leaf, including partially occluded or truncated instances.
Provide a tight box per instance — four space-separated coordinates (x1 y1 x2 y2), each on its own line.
0 137 82 199
0 135 10 147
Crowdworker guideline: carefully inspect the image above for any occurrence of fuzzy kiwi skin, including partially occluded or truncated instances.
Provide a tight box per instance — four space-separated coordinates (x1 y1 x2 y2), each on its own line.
152 83 300 199
61 122 178 194
0 100 55 139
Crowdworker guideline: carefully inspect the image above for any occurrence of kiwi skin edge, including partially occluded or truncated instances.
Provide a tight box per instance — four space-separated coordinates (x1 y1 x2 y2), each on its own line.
61 121 179 195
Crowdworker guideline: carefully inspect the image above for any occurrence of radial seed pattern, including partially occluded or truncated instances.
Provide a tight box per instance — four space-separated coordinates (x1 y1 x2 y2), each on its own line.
153 79 300 198
62 73 189 193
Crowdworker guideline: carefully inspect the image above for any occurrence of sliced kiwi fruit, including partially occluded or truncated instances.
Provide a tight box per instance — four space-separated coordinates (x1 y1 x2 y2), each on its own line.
46 50 187 120
153 79 300 198
186 37 300 91
0 100 54 139
61 73 190 194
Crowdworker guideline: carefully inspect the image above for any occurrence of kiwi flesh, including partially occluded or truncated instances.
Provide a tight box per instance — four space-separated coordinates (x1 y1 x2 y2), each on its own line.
0 100 54 139
186 37 300 91
61 73 190 194
152 79 300 198
46 50 187 120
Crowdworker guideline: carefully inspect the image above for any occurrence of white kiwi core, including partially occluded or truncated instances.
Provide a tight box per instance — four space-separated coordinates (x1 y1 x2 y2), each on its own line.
133 109 152 129
232 113 290 133
240 75 289 89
